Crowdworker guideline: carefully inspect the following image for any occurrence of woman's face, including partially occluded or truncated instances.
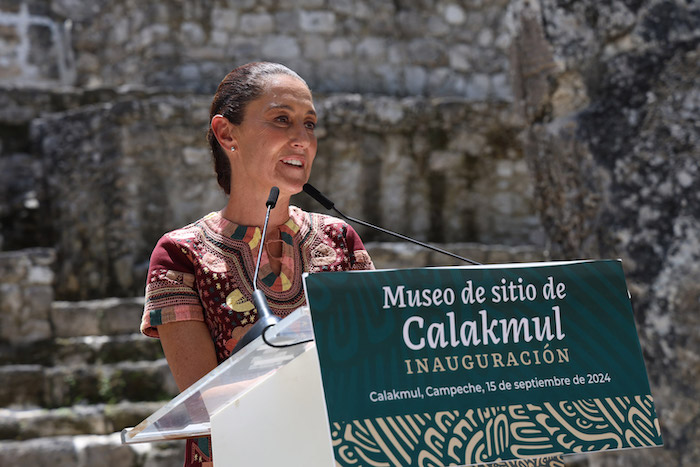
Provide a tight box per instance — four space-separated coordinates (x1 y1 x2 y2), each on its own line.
230 74 318 198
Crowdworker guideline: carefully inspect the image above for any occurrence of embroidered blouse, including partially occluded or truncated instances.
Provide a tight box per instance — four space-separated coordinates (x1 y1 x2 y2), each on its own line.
140 206 374 467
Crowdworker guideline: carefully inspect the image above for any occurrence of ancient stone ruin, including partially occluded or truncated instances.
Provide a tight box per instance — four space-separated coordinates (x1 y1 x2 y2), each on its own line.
0 0 697 465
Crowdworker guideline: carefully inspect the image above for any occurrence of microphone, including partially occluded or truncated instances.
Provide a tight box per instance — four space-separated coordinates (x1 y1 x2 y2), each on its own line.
303 183 481 266
230 187 282 354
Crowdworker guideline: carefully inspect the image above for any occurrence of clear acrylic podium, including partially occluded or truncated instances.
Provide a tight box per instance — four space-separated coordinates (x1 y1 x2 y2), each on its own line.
121 306 336 466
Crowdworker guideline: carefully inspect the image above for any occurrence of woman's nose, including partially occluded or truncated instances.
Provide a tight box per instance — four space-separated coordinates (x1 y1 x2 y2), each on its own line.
289 122 312 148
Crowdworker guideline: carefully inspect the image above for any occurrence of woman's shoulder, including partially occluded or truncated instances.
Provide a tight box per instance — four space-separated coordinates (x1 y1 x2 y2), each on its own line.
289 205 347 230
291 206 374 271
158 212 221 243
149 212 225 273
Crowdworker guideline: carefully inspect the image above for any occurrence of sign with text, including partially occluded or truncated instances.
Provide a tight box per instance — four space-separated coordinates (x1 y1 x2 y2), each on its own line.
303 260 662 466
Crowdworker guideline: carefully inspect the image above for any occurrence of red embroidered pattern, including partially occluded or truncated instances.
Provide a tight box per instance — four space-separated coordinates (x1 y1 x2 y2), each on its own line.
140 207 374 467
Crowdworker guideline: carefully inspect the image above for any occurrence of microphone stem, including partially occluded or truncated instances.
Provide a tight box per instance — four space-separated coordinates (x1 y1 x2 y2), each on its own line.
333 207 482 266
254 204 273 288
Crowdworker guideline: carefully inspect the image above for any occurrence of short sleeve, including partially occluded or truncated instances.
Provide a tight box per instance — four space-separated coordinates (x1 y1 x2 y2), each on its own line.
345 224 375 270
140 235 204 338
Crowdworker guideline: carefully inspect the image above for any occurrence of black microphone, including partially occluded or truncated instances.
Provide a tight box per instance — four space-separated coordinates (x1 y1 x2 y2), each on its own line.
230 187 282 354
303 183 481 266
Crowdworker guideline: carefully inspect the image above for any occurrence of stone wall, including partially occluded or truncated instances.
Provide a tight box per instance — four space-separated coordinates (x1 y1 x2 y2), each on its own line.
1 0 546 301
0 248 54 344
510 0 699 465
0 0 698 465
1 0 512 98
0 86 133 251
31 90 542 300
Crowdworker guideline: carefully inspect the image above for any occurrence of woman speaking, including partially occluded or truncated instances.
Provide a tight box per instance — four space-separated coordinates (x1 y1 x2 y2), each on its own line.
139 62 374 466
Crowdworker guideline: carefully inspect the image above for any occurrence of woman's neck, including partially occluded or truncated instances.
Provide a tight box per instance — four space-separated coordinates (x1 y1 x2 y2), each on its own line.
222 189 292 232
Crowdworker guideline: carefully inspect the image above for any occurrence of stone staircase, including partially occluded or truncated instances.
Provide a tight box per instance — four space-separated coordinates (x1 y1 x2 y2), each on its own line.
0 297 186 466
0 242 551 466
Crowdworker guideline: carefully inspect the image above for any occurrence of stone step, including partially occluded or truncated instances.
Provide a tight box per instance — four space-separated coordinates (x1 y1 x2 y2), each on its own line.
0 431 185 467
366 241 548 270
0 359 178 409
0 431 587 467
0 333 163 367
0 401 165 441
50 297 145 339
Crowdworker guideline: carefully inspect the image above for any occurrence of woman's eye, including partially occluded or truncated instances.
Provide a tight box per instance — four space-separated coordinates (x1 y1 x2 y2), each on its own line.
275 115 289 124
305 121 316 130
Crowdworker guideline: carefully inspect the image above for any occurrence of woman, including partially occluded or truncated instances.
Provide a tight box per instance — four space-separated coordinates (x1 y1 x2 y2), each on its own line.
139 62 374 466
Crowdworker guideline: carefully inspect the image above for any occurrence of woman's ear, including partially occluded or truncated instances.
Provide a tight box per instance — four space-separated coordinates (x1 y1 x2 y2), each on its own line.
211 114 238 153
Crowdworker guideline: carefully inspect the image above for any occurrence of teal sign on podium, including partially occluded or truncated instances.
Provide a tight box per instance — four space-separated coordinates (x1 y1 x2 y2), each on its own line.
303 260 662 466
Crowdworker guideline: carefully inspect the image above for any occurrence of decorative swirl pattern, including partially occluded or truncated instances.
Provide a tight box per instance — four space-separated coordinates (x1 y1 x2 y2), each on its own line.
331 396 660 466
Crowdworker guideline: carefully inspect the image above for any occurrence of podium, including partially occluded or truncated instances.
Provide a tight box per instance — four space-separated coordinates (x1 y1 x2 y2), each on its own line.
121 306 335 466
123 262 662 466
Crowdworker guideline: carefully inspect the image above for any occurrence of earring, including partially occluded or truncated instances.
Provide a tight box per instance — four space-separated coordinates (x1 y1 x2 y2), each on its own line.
230 146 236 152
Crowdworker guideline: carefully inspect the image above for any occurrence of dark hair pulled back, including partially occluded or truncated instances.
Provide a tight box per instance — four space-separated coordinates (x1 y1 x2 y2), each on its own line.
207 62 307 194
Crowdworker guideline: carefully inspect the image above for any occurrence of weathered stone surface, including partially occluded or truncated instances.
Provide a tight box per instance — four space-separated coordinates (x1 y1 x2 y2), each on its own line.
43 359 176 408
0 86 154 251
510 0 700 465
0 359 175 408
302 96 543 248
0 248 55 344
32 95 227 300
0 401 165 440
0 433 185 467
368 241 548 270
0 1 695 466
0 435 78 466
0 0 514 97
50 297 145 338
30 92 542 299
0 364 44 407
0 333 163 367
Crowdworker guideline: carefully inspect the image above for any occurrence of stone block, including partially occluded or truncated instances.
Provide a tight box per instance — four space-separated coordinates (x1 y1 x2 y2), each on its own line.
0 251 28 281
261 35 300 59
302 35 327 61
356 37 386 62
75 433 137 466
138 438 187 467
427 15 450 36
404 66 427 95
465 73 491 100
0 0 22 13
50 302 101 338
24 20 70 84
448 44 472 72
16 406 110 439
0 436 78 467
103 401 166 431
315 60 356 92
299 11 336 34
407 39 447 67
210 7 239 31
0 249 54 344
98 360 177 403
239 13 274 35
0 24 19 51
179 22 206 46
98 298 145 336
0 365 44 406
328 38 352 58
295 0 325 7
442 3 467 25
367 243 431 270
43 365 102 407
0 411 19 439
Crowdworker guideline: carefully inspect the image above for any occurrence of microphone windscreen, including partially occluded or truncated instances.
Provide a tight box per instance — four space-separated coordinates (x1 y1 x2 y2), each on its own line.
267 186 280 208
303 183 335 210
